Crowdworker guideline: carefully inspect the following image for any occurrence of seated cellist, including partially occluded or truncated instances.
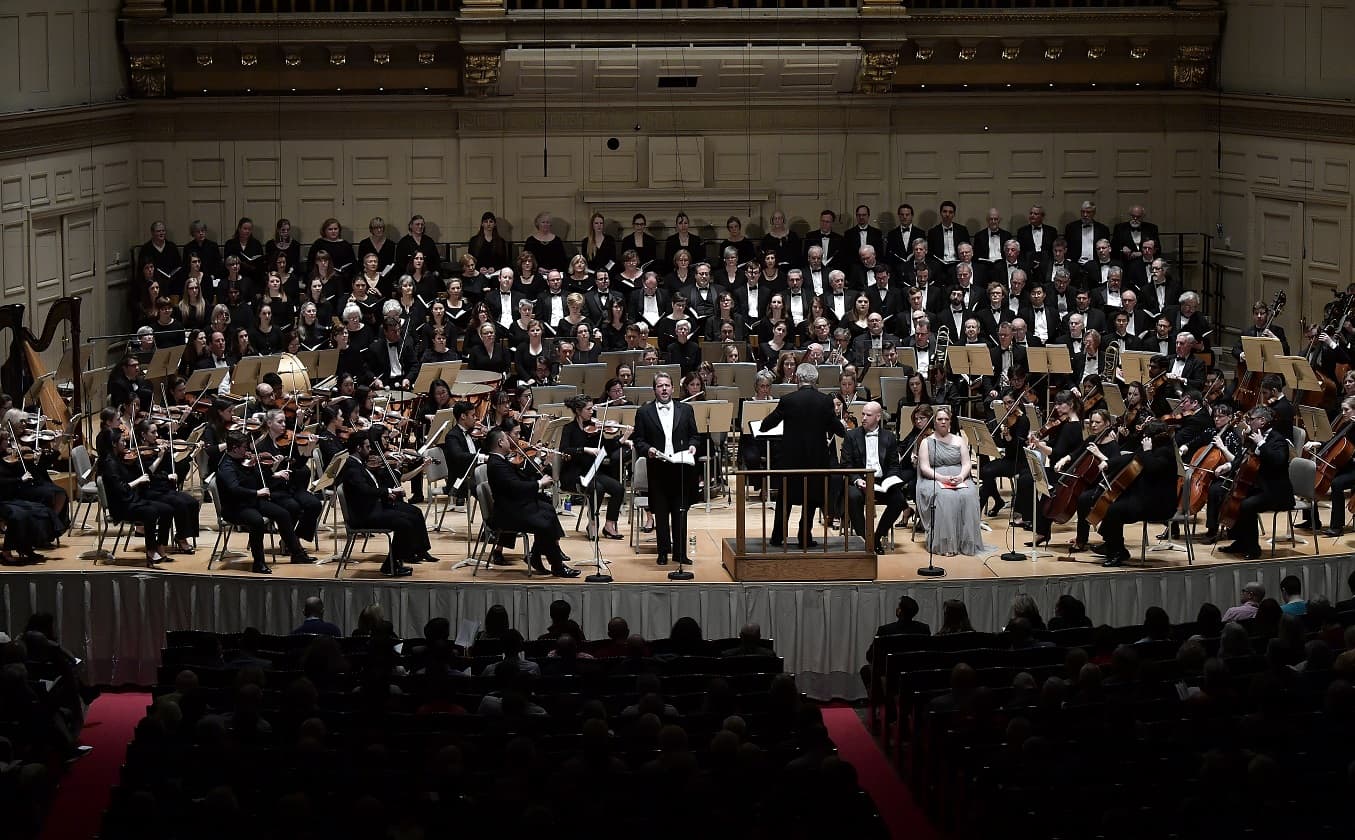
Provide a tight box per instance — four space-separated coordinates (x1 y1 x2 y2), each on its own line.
1091 420 1179 567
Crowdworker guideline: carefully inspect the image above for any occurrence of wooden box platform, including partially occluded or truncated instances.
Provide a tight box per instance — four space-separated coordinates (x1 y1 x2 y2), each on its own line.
721 537 879 581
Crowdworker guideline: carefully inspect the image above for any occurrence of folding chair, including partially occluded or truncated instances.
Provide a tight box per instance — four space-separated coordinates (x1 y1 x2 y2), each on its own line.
333 487 395 578
203 473 277 570
629 455 651 549
310 450 349 534
92 476 135 563
1272 457 1320 557
69 444 99 530
424 446 456 530
468 479 534 577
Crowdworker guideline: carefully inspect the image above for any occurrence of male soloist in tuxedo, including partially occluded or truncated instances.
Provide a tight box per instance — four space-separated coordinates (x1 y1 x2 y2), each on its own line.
631 373 700 566
842 402 912 553
757 364 847 547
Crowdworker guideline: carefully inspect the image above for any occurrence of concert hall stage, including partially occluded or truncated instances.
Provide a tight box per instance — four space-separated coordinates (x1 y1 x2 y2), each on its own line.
3 504 1354 700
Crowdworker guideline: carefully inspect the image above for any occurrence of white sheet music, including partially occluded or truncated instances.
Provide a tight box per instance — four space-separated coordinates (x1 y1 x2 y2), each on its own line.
581 446 607 487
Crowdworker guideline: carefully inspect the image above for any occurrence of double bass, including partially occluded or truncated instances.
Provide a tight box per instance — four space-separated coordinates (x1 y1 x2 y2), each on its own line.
1042 425 1118 524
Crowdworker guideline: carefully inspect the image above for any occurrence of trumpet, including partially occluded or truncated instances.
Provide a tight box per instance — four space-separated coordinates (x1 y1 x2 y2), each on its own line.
933 324 950 373
1101 342 1120 383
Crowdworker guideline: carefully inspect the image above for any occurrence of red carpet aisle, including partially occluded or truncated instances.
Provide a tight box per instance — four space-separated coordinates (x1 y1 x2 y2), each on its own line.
822 706 938 840
40 692 148 840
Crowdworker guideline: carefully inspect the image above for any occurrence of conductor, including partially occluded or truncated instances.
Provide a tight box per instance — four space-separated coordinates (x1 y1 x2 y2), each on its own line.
631 371 700 566
759 363 847 547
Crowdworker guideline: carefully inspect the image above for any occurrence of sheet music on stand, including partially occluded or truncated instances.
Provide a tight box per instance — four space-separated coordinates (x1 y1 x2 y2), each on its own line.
1119 351 1155 388
1028 344 1073 378
144 345 184 381
183 366 228 393
1299 405 1334 443
1022 404 1042 435
740 400 778 435
1239 336 1284 374
958 416 1001 459
712 363 758 398
948 344 996 393
633 364 681 388
1023 447 1051 484
1277 355 1324 393
1102 385 1127 418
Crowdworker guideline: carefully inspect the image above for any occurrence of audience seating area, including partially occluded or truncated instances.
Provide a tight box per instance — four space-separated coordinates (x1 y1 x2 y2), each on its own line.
101 621 889 838
870 598 1355 838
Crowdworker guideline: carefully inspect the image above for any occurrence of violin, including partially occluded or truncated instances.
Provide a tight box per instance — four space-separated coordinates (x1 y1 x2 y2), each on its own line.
1032 415 1067 441
583 420 633 439
274 430 316 448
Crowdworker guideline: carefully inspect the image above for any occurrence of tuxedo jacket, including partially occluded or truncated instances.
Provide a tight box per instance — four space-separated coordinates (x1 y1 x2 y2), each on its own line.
1111 220 1161 259
885 225 926 267
804 231 846 268
584 287 624 323
364 336 419 385
758 387 845 470
1063 220 1112 264
841 225 885 265
971 227 1015 263
841 427 904 483
1081 260 1128 291
1136 278 1184 317
1017 223 1059 259
926 223 972 262
627 288 672 324
631 400 700 465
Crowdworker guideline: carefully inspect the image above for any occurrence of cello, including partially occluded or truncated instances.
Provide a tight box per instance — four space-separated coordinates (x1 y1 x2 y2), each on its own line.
1183 425 1235 514
1218 418 1264 532
1085 457 1144 527
1042 424 1118 524
1312 415 1355 497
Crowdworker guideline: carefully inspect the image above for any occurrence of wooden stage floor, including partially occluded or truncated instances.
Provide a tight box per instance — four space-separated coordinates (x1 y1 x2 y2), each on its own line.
3 498 1336 585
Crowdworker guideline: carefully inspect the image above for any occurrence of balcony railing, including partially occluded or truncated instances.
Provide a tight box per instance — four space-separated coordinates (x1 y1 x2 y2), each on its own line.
507 0 858 9
907 0 1173 8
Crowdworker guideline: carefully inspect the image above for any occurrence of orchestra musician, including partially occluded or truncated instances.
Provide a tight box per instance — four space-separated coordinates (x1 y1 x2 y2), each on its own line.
0 428 65 564
1061 409 1122 553
841 401 914 554
980 389 1031 517
1233 300 1290 365
1170 389 1213 451
559 395 629 541
255 409 323 546
1316 396 1355 538
130 419 200 554
1090 420 1179 567
897 403 935 501
97 428 177 568
108 354 153 413
1213 406 1294 560
483 426 580 577
341 427 437 574
1164 332 1206 394
216 430 320 574
1013 390 1084 537
1198 403 1247 544
1259 374 1295 442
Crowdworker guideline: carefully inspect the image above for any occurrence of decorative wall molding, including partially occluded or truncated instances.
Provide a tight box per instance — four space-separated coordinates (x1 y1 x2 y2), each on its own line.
0 105 137 163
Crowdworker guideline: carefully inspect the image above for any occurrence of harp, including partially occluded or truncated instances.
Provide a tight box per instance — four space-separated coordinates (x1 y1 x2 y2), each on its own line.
9 298 82 442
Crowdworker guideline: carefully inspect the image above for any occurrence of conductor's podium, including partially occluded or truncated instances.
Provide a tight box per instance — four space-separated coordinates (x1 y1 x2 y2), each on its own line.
722 468 879 581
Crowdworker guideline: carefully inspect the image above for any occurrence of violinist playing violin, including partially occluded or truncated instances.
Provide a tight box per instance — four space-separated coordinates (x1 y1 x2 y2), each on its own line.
97 428 177 568
1075 374 1106 415
559 395 629 541
979 389 1030 519
314 404 349 469
255 409 323 547
1091 420 1180 567
0 428 65 564
1013 390 1084 537
340 428 437 576
1212 405 1294 560
126 419 200 554
216 431 321 573
1315 396 1355 538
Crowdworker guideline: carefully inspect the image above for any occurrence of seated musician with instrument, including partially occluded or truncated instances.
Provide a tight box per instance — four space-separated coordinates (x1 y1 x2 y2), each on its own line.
980 389 1031 518
1316 396 1355 538
559 395 629 541
1013 390 1084 537
255 410 323 547
216 431 321 574
484 426 580 577
0 427 65 564
1259 374 1296 442
1051 409 1121 553
1198 404 1247 543
842 402 914 553
98 428 177 568
1212 405 1294 560
108 353 153 413
341 428 436 576
1088 420 1179 567
130 419 200 554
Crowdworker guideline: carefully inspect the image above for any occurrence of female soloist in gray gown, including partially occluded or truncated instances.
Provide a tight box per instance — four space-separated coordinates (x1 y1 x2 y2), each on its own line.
916 412 984 556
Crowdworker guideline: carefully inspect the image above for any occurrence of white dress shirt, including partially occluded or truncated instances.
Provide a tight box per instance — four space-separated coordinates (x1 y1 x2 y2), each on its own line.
865 430 882 477
1080 225 1096 262
656 400 675 456
941 227 956 262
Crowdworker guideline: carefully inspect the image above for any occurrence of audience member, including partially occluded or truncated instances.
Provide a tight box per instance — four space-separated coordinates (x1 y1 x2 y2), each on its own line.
291 596 342 636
